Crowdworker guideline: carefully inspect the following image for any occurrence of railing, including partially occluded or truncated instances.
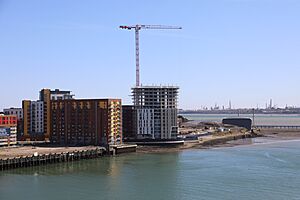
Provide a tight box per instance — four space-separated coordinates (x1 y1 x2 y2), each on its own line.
255 125 300 129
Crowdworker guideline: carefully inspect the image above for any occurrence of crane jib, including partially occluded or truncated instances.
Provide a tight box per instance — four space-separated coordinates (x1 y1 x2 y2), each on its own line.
119 24 182 86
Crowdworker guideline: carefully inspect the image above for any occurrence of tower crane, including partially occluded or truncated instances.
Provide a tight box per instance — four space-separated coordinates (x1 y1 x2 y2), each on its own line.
120 25 182 87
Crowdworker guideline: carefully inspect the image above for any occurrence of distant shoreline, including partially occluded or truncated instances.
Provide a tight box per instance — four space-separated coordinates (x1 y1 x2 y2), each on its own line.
136 132 257 154
179 111 300 115
1 129 299 170
136 129 300 154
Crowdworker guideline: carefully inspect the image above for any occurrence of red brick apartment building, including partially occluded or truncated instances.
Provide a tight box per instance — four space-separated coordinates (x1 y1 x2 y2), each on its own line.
50 99 122 146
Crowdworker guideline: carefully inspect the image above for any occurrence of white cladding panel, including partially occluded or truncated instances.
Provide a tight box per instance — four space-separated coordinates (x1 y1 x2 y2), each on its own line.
30 101 44 134
132 86 179 139
137 109 155 138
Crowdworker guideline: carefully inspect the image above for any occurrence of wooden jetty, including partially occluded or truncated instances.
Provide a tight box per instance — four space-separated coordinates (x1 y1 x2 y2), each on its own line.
0 148 105 171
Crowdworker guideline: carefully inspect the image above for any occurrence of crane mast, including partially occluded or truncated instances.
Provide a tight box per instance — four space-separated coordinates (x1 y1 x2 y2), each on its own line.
120 24 182 87
135 26 140 87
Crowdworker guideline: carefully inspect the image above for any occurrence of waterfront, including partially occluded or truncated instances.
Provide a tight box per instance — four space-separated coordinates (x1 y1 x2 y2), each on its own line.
1 138 300 200
182 113 300 126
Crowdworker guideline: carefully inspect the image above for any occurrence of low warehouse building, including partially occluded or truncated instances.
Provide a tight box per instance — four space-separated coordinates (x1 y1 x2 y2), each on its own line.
222 118 252 130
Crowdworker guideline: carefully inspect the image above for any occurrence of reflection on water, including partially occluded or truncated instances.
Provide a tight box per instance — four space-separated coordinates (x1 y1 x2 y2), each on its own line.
2 141 300 200
0 153 180 200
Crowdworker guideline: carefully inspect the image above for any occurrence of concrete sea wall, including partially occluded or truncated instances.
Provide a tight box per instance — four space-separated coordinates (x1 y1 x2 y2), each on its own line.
199 133 253 146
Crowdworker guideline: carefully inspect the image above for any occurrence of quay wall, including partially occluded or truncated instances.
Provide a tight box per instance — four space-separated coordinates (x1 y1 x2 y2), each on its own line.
0 148 105 171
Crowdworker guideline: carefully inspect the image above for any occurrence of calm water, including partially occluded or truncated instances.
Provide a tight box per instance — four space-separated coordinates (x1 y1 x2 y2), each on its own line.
1 139 300 200
182 113 300 126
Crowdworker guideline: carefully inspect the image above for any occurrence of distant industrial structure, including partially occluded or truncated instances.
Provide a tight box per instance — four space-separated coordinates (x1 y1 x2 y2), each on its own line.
180 98 300 115
180 106 300 115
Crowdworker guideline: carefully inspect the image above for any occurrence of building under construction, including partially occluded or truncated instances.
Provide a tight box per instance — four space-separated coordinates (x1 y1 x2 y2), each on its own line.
120 24 181 141
132 86 179 140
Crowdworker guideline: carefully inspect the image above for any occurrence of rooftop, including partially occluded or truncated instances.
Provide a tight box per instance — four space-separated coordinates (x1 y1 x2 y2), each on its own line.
132 85 179 89
50 89 73 94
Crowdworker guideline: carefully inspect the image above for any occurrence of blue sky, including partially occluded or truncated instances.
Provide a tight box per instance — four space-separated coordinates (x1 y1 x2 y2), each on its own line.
0 0 300 110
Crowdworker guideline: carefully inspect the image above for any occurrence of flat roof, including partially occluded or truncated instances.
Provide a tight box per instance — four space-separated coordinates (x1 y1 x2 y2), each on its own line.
51 98 121 101
132 85 179 89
